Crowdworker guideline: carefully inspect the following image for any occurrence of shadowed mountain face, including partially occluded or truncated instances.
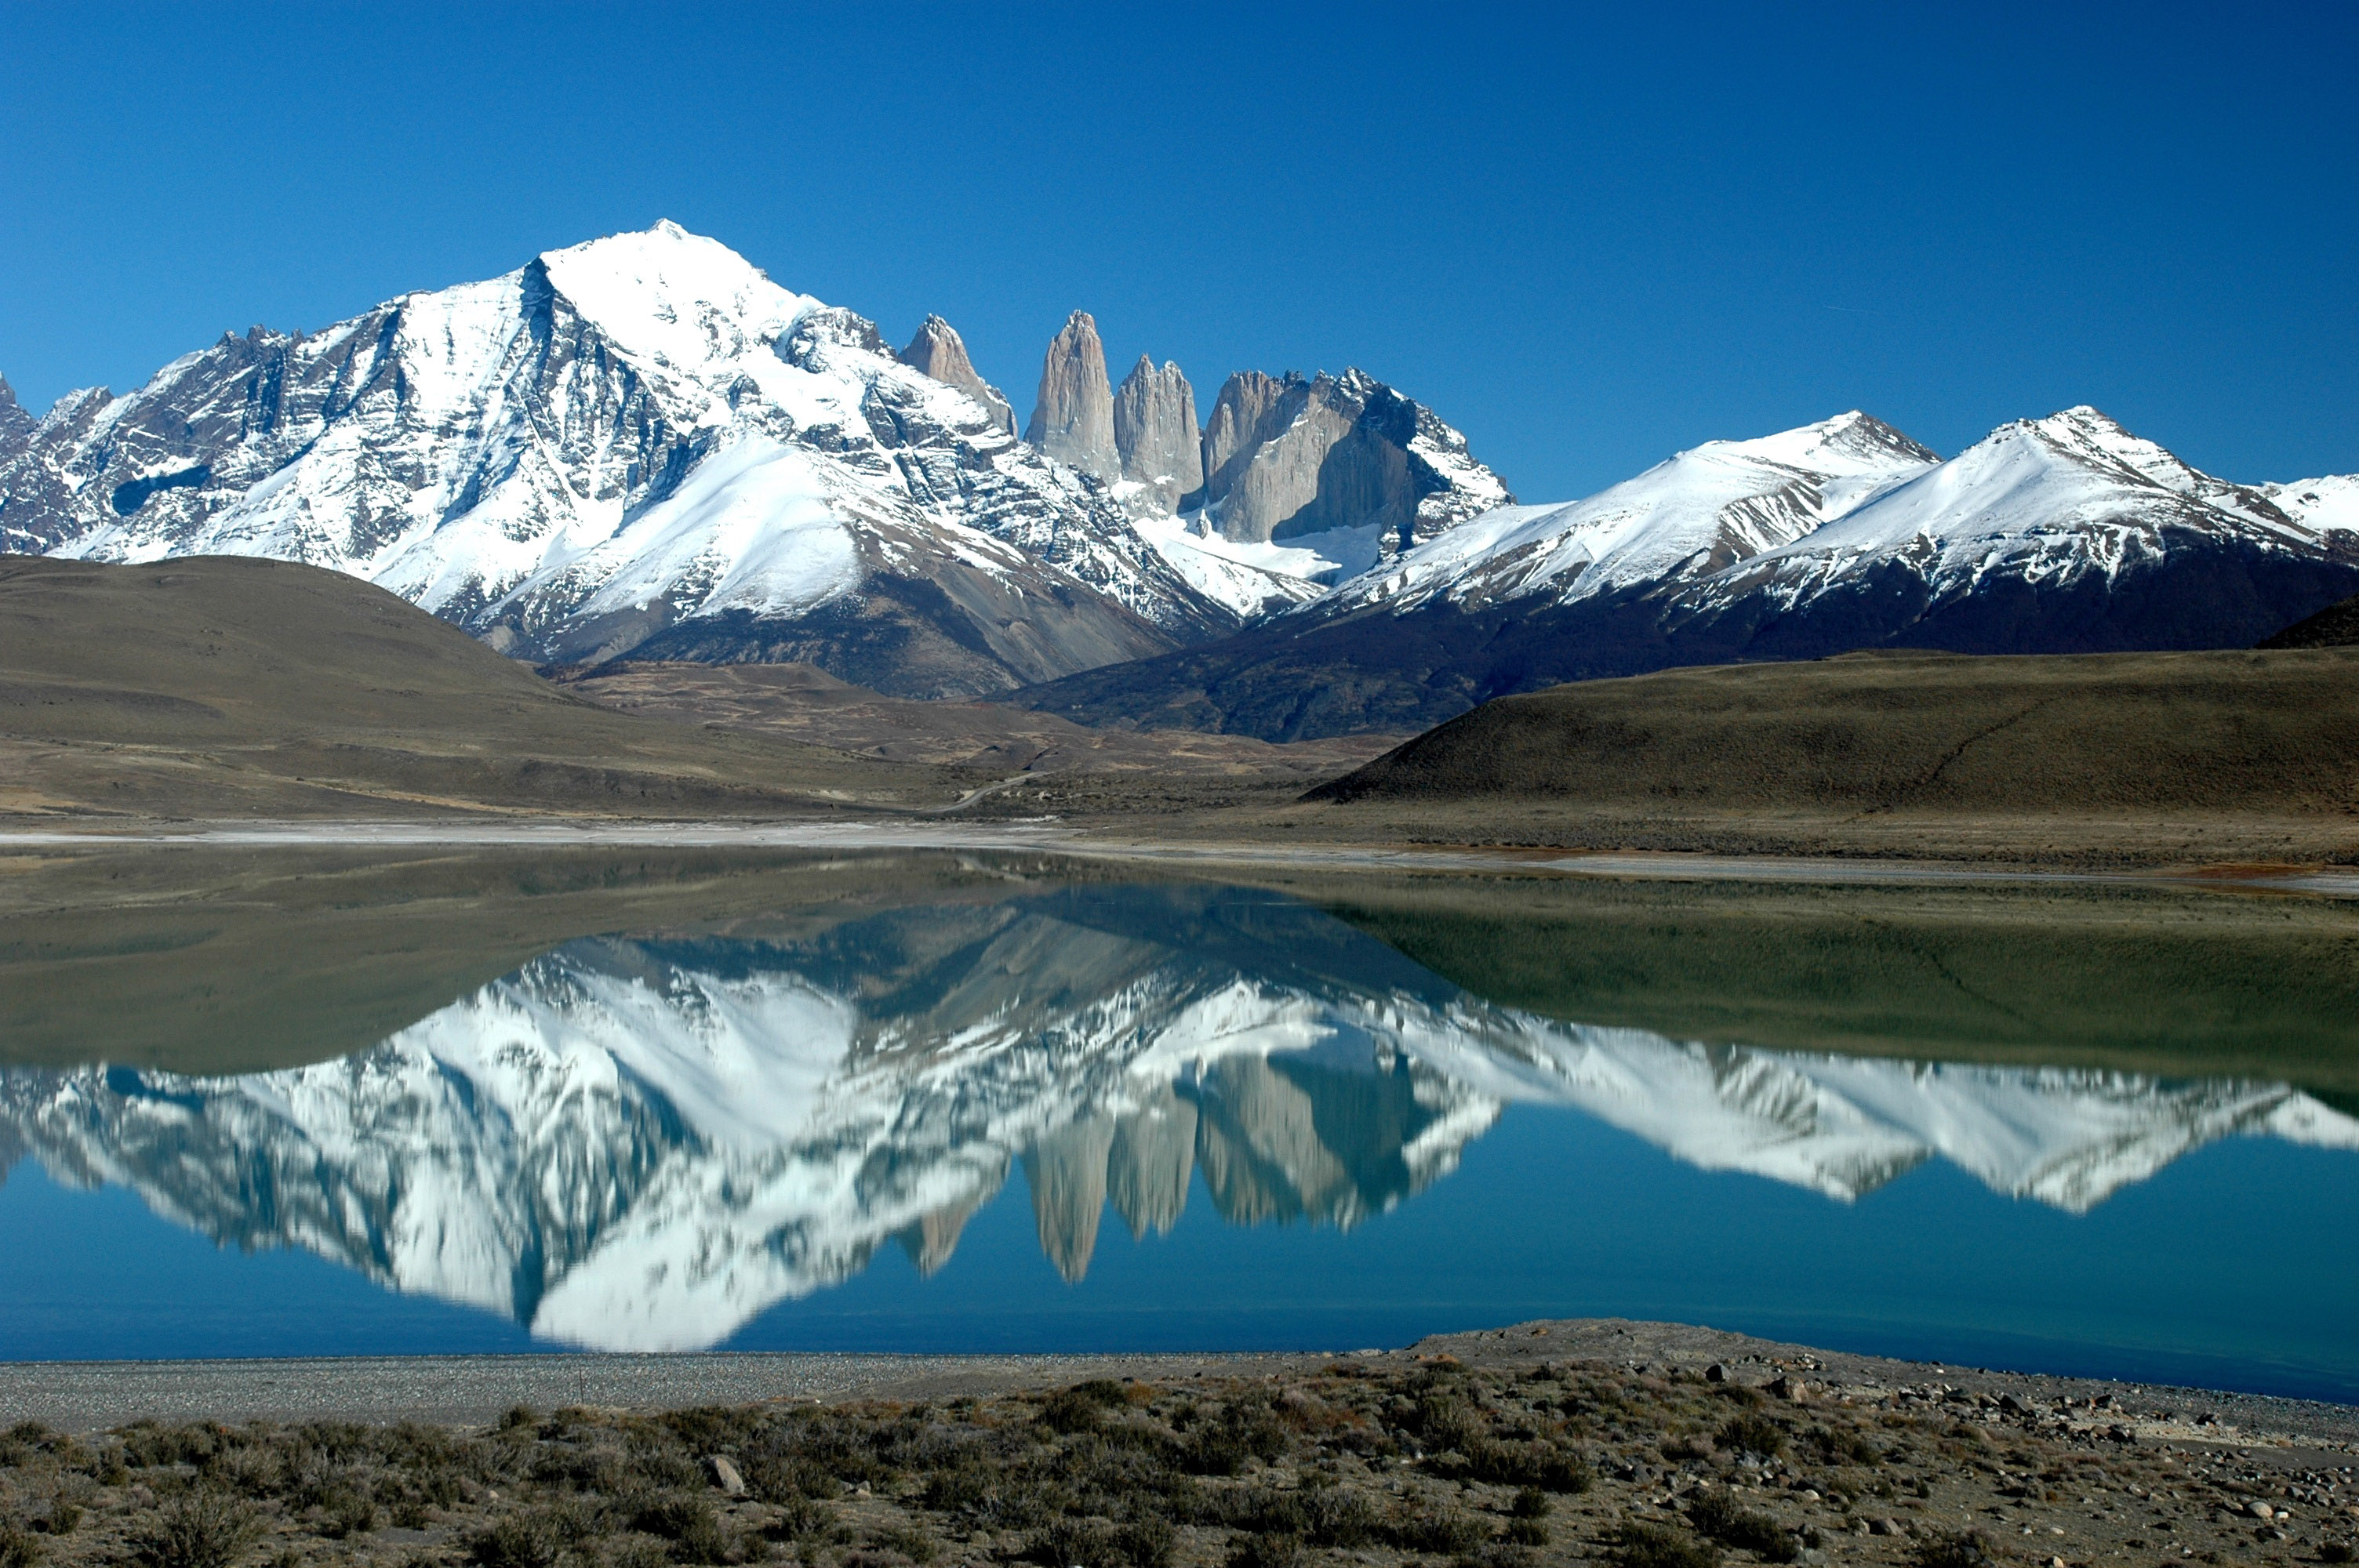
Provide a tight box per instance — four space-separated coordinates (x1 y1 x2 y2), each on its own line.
2 887 2352 1352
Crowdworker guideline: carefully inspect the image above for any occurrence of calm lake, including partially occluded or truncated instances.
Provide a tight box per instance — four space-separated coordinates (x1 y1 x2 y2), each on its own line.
2 848 2355 1400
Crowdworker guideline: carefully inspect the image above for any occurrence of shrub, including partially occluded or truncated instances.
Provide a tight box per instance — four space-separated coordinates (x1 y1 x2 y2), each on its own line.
627 1494 731 1565
864 1524 939 1565
1802 1426 1882 1466
1019 1519 1123 1568
1224 1533 1299 1568
42 1504 82 1537
496 1408 540 1433
1415 1392 1481 1451
1037 1391 1106 1436
1504 1518 1550 1547
1460 1439 1591 1493
765 1497 838 1540
1685 1493 1795 1563
1612 1521 1718 1568
1180 1404 1289 1475
1510 1488 1551 1520
1383 1501 1488 1555
1298 1486 1376 1548
1472 1545 1540 1568
0 1520 44 1568
129 1489 263 1568
1713 1414 1786 1458
471 1515 569 1568
1114 1518 1176 1568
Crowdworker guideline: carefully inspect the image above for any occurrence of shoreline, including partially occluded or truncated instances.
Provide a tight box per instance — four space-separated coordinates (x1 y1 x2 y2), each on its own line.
5 1319 2355 1457
4 819 2357 897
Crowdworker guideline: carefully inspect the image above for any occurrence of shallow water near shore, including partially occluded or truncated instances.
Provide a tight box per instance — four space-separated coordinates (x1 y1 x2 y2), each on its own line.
2 846 2355 1401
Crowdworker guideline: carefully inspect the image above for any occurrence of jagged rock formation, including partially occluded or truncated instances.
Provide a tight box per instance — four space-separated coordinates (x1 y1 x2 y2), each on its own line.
1016 408 2359 739
1025 311 1119 480
1195 368 1512 562
1111 357 1202 515
1 225 1234 696
897 314 1015 434
0 374 31 461
2 884 2352 1352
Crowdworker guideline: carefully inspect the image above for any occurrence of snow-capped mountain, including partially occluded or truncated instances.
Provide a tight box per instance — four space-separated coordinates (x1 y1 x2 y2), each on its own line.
1309 410 1936 619
1 224 1233 697
4 887 2350 1351
1671 406 2359 657
1013 407 2359 739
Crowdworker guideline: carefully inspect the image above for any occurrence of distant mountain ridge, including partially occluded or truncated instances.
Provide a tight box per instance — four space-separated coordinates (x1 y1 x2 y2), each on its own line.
5 223 2354 722
1015 407 2359 739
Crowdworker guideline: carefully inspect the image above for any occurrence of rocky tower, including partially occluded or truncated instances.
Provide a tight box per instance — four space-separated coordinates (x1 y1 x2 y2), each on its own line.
1026 310 1119 480
1197 368 1511 554
896 315 1015 434
0 374 31 462
1111 355 1203 515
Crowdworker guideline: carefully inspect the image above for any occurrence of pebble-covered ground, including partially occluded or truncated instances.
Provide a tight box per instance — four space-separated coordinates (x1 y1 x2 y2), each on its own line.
3 1328 2357 1568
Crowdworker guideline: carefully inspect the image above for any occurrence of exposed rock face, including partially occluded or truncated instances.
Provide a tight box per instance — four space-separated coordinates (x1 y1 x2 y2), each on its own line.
896 314 1014 434
0 374 31 462
1196 368 1510 559
1111 357 1203 515
1025 310 1119 480
2 226 1237 694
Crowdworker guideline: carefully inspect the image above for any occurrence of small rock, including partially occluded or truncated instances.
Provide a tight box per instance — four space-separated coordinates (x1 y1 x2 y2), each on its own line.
2252 1500 2281 1520
705 1455 745 1496
1705 1363 1729 1383
1870 1518 1904 1537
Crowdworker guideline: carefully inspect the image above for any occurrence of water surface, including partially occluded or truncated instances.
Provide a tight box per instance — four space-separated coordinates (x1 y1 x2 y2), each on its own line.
2 855 2354 1399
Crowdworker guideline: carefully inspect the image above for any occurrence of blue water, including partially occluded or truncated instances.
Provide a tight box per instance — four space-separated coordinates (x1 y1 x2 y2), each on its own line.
2 880 2354 1399
5 1097 2352 1401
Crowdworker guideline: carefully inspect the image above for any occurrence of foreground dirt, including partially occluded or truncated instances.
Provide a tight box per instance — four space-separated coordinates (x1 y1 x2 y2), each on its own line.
4 1321 2355 1568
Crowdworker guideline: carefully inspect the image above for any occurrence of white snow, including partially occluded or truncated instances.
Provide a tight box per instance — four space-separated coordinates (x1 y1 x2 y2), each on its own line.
1312 410 1936 618
2263 472 2359 535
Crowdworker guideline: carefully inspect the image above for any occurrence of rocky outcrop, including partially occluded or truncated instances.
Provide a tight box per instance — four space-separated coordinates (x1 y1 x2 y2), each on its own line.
897 314 1014 434
1196 368 1510 558
1026 311 1119 480
1111 357 1203 515
0 374 31 463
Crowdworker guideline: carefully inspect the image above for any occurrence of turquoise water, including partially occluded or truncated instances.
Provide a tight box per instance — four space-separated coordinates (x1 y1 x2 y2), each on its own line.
2 879 2354 1399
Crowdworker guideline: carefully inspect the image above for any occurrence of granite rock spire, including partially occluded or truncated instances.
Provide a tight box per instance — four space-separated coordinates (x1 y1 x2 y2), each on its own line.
1112 355 1203 515
1025 311 1119 480
896 315 1015 434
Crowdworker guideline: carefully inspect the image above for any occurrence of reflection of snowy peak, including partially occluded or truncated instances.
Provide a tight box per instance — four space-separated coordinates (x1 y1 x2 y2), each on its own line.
3 889 2352 1350
4 223 1225 697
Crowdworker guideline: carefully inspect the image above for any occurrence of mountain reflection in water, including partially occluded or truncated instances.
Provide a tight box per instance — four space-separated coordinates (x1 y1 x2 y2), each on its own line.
2 887 2353 1352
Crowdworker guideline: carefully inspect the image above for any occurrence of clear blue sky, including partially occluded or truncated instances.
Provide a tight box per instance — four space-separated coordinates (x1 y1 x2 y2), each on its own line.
1 1 2351 499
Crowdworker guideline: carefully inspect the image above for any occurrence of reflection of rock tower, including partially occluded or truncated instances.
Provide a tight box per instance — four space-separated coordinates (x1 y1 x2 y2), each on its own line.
1022 1115 1117 1282
1109 1091 1198 1238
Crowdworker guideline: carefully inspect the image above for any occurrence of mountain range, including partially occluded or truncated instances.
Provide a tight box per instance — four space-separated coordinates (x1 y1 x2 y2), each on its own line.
3 222 2354 731
4 886 2351 1352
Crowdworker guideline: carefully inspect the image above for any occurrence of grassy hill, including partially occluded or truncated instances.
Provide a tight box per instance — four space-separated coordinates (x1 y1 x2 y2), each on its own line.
0 555 950 818
1307 647 2359 816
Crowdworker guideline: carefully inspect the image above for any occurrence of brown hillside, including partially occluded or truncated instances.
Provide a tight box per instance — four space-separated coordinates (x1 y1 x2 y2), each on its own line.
1306 647 2359 815
2259 590 2359 648
0 554 948 818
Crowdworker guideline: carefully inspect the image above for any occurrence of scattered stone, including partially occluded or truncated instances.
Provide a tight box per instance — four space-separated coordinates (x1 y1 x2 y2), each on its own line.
704 1454 745 1495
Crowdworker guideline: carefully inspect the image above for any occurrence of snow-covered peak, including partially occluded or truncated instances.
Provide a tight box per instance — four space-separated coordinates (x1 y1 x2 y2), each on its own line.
2262 472 2359 535
536 221 819 380
1307 411 1938 618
